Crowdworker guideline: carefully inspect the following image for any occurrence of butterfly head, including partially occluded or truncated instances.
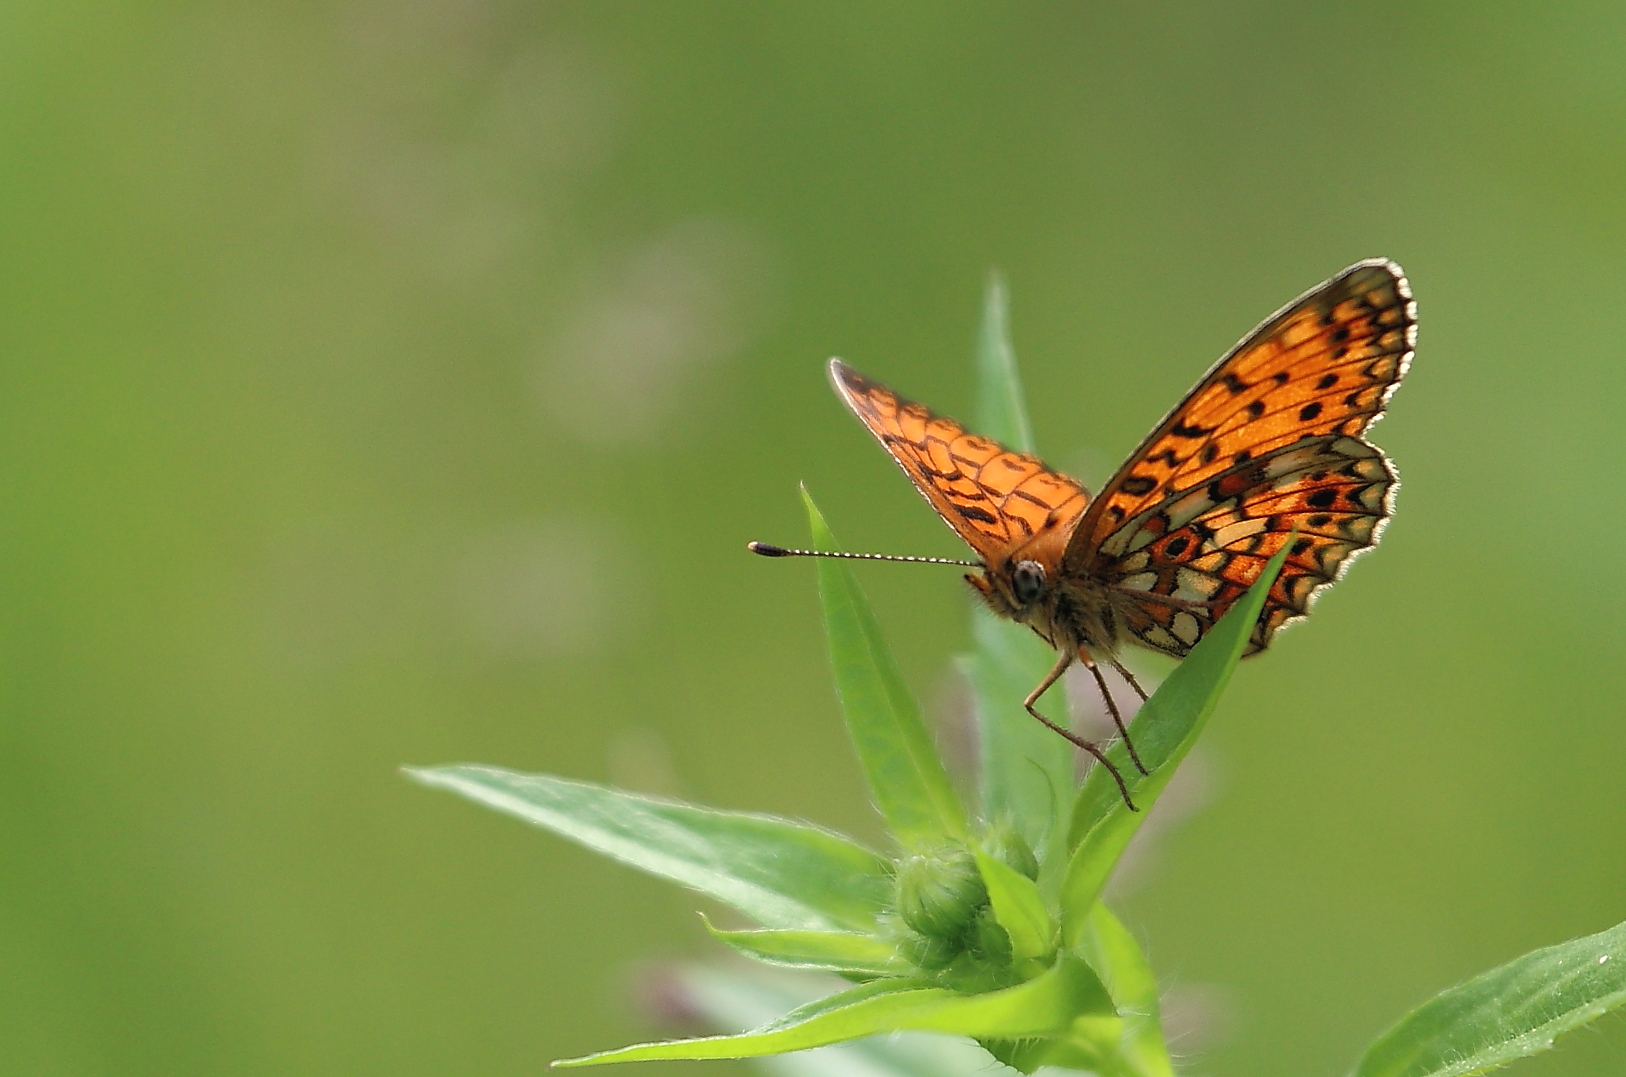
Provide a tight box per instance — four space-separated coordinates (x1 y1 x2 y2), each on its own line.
968 532 1123 654
968 555 1053 625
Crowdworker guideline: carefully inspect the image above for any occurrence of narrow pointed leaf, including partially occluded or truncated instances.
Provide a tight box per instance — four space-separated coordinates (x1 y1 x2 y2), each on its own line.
1059 543 1290 948
407 765 889 932
1075 904 1175 1077
662 965 999 1077
963 279 1072 859
1353 917 1626 1077
702 917 906 977
804 488 967 847
973 270 1033 453
974 849 1053 966
960 609 1072 865
554 955 1113 1067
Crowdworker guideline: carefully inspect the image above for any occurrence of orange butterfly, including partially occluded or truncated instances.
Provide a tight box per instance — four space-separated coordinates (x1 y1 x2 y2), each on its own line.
754 260 1415 809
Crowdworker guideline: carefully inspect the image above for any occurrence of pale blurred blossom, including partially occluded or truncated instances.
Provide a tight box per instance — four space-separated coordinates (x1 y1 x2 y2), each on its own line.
534 218 777 445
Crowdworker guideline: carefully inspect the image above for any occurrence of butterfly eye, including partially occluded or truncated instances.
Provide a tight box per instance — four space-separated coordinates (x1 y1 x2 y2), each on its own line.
1011 560 1047 605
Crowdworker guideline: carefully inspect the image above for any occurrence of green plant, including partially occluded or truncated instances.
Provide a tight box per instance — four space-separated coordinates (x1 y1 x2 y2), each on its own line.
409 279 1626 1076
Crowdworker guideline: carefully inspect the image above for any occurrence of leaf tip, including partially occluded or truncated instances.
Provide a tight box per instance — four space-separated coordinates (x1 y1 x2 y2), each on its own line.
799 487 838 552
981 268 1008 312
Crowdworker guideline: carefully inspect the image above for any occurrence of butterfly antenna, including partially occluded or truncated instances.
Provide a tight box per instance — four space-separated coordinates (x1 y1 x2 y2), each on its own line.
748 542 980 568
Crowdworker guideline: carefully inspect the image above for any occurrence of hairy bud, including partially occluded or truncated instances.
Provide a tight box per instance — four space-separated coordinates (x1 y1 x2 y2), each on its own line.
898 927 964 970
980 824 1039 881
969 906 1013 965
895 846 988 940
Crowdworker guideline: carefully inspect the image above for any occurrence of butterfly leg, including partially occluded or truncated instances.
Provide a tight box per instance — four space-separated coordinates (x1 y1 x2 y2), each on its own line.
1110 659 1150 703
1023 653 1138 812
1083 655 1149 776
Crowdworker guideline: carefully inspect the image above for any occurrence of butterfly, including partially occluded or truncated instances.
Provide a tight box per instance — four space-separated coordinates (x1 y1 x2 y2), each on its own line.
753 260 1415 809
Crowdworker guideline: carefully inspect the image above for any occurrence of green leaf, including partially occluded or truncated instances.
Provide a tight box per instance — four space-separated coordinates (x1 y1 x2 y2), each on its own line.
660 964 1001 1077
701 916 906 977
973 849 1054 967
972 270 1034 453
962 281 1072 863
804 488 968 848
553 954 1113 1067
555 979 929 1066
406 765 889 932
1353 917 1626 1077
1058 541 1290 948
959 609 1073 868
1075 904 1174 1077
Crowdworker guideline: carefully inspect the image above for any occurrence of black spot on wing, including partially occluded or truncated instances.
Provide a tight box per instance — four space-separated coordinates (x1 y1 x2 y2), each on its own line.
1146 448 1181 467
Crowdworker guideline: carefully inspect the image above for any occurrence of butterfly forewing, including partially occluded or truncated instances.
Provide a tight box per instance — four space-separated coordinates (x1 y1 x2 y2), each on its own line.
1067 259 1415 656
828 359 1089 565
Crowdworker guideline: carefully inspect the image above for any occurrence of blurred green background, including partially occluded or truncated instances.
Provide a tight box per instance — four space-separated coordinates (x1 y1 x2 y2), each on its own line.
4 3 1625 1075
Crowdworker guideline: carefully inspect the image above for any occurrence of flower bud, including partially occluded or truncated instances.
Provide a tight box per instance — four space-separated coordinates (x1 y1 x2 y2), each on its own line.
898 927 963 970
895 846 988 940
980 824 1039 881
969 906 1013 965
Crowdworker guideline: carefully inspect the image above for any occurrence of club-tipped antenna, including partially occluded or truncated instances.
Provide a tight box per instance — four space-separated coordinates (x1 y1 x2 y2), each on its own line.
748 542 980 568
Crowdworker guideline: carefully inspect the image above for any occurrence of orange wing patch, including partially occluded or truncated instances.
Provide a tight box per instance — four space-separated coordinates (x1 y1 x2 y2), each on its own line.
829 359 1089 564
1068 259 1415 656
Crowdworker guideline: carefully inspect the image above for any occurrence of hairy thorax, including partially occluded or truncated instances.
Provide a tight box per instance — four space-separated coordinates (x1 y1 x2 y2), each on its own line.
966 531 1135 659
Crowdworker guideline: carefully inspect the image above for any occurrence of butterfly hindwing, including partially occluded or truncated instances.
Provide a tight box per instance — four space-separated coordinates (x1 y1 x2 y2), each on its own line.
1067 259 1415 656
1107 433 1398 657
828 359 1089 564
